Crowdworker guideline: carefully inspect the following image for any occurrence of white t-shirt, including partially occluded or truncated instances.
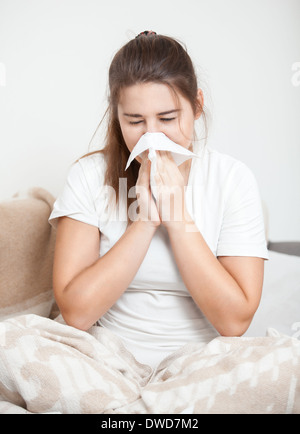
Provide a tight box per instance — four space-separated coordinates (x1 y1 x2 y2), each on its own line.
49 144 269 368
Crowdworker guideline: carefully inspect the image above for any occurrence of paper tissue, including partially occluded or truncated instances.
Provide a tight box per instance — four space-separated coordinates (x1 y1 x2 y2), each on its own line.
125 132 197 199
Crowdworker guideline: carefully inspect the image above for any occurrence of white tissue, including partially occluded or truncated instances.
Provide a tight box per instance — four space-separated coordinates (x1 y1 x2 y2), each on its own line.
125 132 197 199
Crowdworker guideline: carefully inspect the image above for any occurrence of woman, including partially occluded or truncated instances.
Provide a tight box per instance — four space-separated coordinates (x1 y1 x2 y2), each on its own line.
49 31 269 370
1 31 299 415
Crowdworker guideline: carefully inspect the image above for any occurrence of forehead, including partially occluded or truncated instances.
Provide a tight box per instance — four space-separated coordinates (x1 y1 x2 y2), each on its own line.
118 82 182 111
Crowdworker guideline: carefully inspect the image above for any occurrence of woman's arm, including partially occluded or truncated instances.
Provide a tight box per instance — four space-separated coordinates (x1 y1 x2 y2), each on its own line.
155 151 264 336
53 217 157 330
166 223 264 336
53 158 159 331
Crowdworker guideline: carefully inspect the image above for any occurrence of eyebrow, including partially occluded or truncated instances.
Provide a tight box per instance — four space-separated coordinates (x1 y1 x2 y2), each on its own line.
123 109 181 118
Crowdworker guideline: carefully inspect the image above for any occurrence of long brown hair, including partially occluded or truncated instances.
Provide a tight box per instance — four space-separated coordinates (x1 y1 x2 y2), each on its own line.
85 32 207 206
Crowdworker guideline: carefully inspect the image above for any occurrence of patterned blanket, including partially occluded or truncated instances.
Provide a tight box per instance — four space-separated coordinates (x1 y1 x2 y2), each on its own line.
0 314 299 414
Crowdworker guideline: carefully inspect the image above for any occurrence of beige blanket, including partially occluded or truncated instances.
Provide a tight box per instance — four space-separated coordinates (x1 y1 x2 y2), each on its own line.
0 314 299 414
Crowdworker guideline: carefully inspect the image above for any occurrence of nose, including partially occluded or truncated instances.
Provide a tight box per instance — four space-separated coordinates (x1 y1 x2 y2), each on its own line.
144 119 161 134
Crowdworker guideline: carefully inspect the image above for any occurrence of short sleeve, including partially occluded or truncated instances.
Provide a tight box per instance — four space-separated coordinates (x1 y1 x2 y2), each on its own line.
217 163 269 260
48 160 99 229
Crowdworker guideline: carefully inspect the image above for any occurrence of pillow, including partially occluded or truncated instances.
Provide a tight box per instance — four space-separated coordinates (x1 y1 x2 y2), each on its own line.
245 250 300 338
0 188 56 320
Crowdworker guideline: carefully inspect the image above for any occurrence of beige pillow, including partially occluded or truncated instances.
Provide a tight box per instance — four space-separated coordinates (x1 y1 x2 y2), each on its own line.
0 188 56 320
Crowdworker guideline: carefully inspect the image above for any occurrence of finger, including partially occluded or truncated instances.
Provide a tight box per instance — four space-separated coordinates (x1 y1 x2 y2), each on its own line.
140 150 149 161
156 152 176 183
137 158 151 185
157 150 175 162
157 151 177 172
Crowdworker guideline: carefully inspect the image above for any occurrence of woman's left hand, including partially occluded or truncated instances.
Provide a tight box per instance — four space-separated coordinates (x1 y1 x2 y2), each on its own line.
154 151 191 229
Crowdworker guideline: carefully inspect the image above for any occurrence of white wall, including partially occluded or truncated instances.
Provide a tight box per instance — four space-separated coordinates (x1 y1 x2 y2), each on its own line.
0 0 299 241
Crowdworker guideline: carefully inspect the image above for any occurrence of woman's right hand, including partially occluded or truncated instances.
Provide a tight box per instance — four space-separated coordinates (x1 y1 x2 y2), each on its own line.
133 155 161 227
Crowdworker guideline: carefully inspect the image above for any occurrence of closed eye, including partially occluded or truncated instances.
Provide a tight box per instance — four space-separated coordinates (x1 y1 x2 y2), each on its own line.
160 117 176 122
129 120 143 125
129 117 176 125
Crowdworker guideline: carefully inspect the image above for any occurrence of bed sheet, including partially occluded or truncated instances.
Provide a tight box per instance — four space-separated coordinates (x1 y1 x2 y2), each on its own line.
245 250 300 338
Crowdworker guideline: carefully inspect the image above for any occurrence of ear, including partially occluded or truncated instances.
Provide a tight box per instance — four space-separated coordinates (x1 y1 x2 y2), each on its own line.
195 89 204 120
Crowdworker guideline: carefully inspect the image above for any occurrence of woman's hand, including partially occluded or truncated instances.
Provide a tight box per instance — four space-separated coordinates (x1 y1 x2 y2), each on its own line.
134 154 161 227
154 151 191 229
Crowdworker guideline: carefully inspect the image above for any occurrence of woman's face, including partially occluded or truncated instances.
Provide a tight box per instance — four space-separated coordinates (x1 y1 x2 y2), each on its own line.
117 82 202 161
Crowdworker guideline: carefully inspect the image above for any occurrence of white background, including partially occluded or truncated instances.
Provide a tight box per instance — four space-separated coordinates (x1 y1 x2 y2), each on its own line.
0 0 299 241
